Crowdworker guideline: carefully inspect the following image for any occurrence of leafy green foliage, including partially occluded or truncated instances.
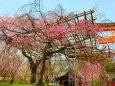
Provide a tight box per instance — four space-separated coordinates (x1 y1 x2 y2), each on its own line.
103 60 115 72
93 80 100 86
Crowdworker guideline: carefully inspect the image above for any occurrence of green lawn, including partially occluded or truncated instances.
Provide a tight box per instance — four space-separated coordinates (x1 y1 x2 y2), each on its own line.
0 82 61 86
0 82 32 86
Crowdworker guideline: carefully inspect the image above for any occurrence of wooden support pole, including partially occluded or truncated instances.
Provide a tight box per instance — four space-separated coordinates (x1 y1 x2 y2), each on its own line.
25 10 95 34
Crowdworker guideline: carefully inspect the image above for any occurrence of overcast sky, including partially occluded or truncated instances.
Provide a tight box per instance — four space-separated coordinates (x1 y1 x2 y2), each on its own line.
0 0 115 22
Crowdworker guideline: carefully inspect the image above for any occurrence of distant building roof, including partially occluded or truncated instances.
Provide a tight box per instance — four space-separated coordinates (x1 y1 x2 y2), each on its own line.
97 23 115 26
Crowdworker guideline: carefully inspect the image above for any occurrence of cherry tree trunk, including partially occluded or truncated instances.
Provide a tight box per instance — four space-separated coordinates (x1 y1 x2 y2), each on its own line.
21 50 38 84
30 64 37 83
36 56 46 86
10 75 14 83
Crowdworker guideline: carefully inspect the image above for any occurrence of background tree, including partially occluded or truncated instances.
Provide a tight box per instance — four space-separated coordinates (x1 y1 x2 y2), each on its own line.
0 47 22 82
103 60 115 72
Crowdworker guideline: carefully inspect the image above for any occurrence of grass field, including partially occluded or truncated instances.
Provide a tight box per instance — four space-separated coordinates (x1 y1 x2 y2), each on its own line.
0 82 62 86
0 82 32 86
